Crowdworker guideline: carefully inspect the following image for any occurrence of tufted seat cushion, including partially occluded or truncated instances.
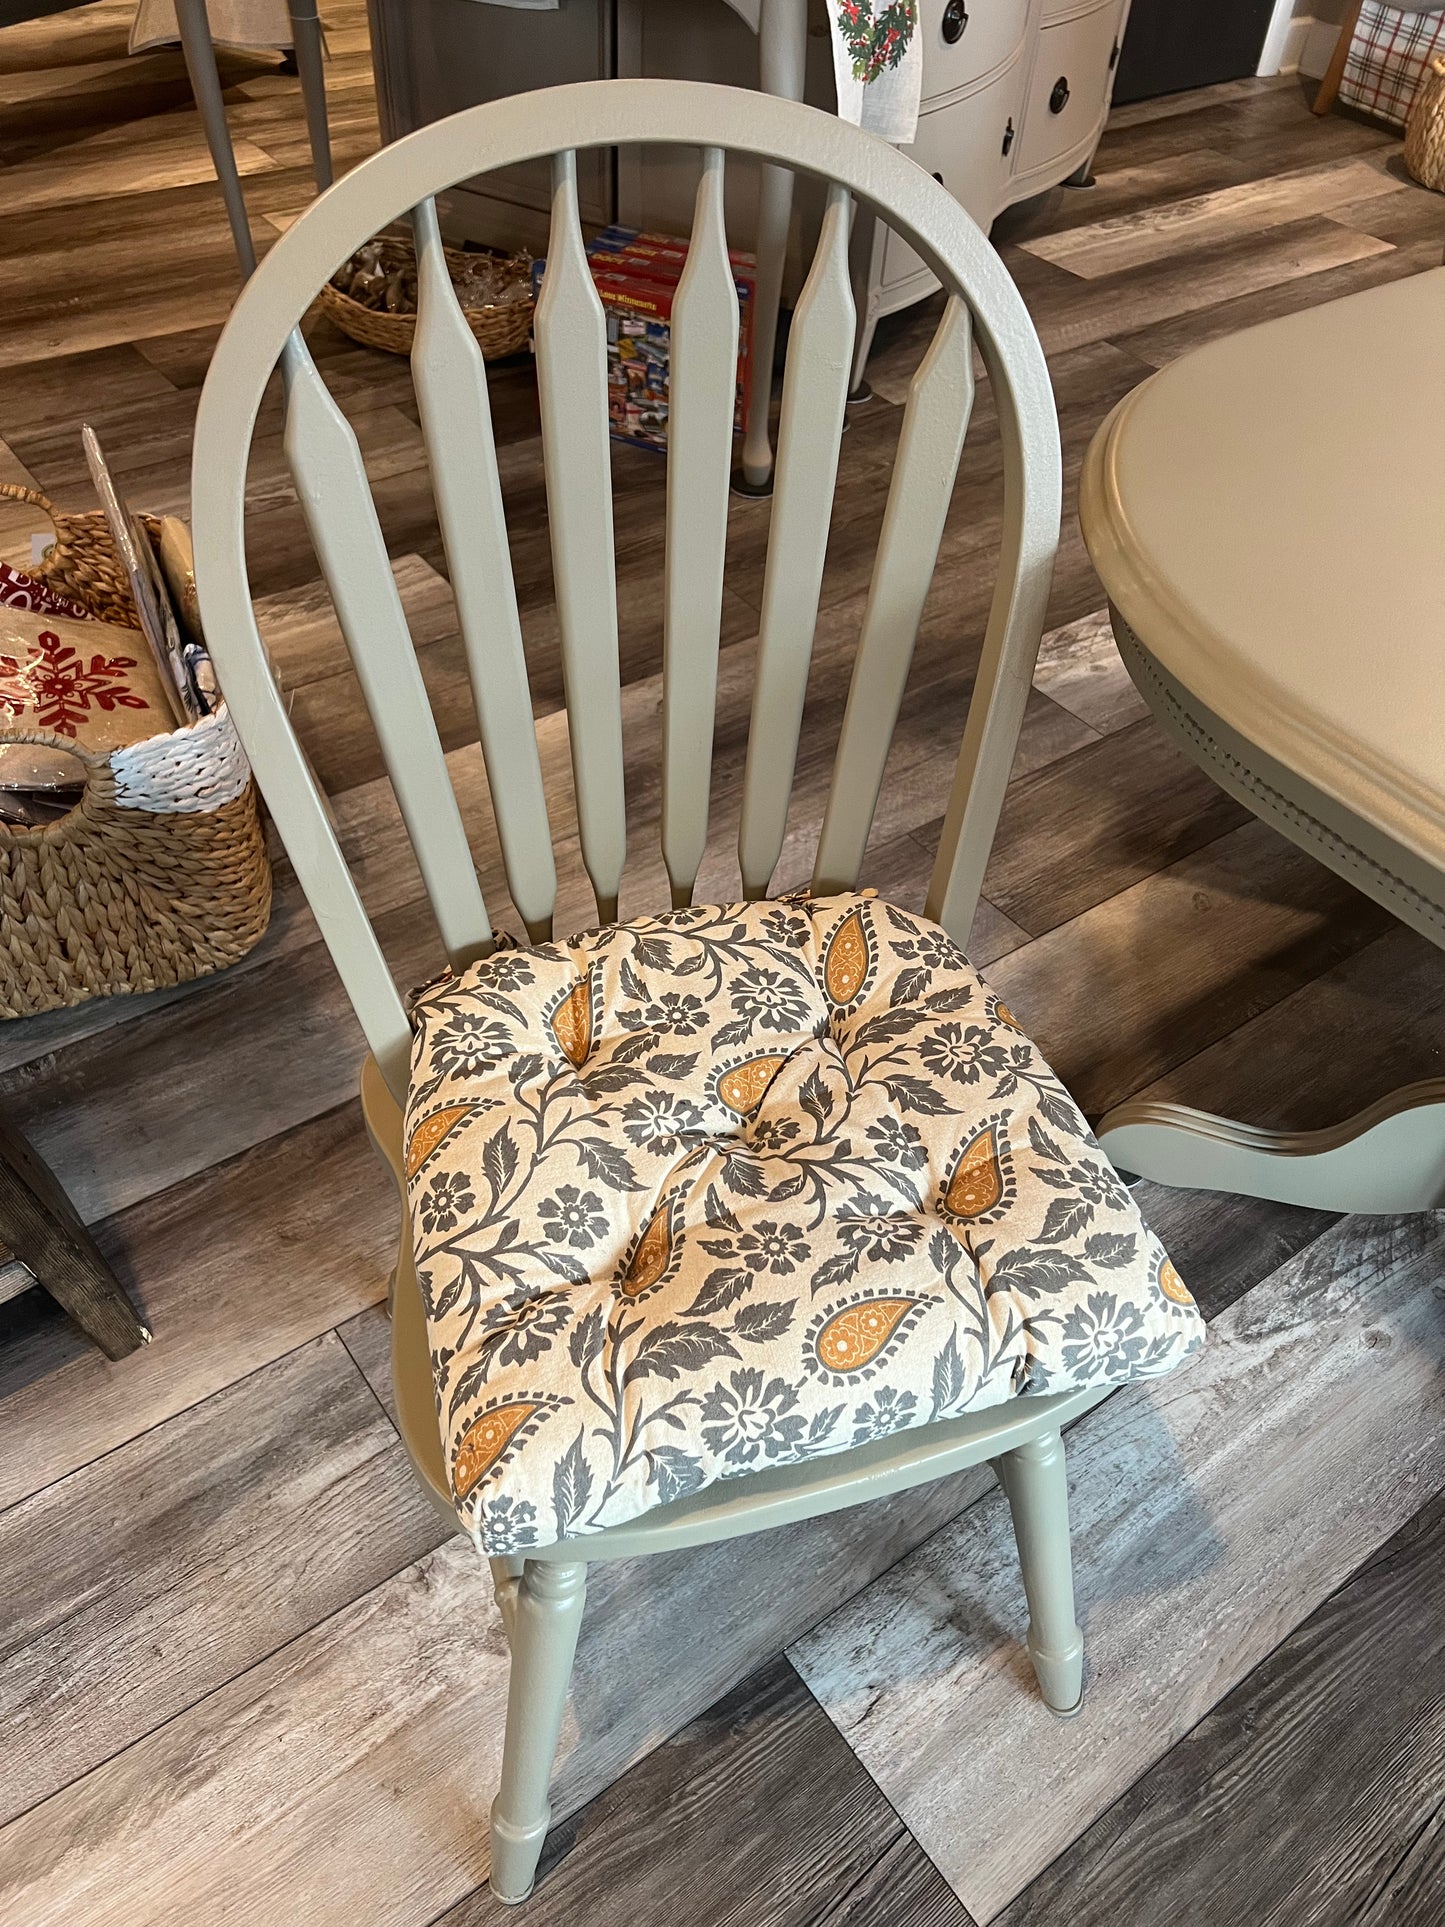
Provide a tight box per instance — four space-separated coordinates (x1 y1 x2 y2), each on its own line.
406 893 1202 1554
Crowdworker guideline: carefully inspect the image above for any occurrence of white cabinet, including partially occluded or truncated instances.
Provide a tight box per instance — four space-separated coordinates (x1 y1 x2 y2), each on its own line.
877 66 1024 304
922 0 1031 103
850 0 1130 378
1015 0 1125 184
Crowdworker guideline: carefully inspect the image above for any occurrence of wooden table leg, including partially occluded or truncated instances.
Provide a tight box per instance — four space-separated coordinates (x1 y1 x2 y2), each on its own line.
0 1114 150 1359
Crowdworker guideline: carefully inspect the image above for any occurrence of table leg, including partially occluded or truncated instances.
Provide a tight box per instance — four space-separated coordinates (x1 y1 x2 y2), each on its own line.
0 1114 150 1359
175 0 258 276
738 0 809 495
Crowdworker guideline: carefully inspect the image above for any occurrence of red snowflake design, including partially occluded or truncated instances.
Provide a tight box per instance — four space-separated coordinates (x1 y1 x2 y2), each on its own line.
0 628 151 737
837 0 917 83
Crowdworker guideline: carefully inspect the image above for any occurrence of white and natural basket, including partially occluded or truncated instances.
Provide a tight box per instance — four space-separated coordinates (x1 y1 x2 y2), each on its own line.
0 704 271 1019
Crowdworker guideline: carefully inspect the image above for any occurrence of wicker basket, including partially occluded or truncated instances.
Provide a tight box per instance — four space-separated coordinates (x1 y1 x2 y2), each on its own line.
320 241 533 359
1405 57 1445 193
0 481 153 628
0 491 271 1019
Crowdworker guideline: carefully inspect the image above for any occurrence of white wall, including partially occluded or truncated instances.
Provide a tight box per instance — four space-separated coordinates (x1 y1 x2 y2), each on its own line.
1259 0 1351 79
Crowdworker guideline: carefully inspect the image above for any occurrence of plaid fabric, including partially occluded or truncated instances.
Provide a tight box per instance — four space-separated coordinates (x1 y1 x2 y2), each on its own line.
1340 4 1445 128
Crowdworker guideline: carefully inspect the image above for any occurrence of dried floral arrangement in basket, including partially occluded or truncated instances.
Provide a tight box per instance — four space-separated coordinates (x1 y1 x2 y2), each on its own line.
322 232 534 359
0 468 271 1020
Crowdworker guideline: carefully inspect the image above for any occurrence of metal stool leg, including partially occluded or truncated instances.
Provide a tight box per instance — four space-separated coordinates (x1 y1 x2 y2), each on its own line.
286 0 333 191
174 0 257 276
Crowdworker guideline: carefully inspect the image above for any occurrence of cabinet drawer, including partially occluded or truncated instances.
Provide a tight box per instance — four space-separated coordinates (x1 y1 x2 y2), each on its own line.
920 0 1029 104
881 72 1022 294
1015 3 1119 178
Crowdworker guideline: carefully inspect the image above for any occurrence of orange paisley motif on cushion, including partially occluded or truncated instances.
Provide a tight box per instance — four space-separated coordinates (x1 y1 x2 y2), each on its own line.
550 976 593 1067
944 1123 1004 1219
1157 1257 1194 1306
717 1053 787 1117
814 1297 919 1373
823 906 871 1006
453 1400 545 1501
405 1102 475 1181
621 1206 671 1297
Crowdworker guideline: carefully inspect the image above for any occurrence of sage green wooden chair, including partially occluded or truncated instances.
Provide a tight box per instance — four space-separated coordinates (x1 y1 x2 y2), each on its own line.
190 78 1082 1904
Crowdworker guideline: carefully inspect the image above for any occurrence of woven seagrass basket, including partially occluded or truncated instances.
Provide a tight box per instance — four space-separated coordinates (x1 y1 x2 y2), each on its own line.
1405 57 1445 192
0 487 271 1019
321 240 533 359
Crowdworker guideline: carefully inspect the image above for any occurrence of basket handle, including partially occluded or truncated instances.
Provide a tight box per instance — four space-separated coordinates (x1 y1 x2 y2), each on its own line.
0 482 58 522
0 721 108 770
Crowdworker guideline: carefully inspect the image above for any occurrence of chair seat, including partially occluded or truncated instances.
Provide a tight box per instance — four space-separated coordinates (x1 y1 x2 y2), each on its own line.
406 892 1201 1554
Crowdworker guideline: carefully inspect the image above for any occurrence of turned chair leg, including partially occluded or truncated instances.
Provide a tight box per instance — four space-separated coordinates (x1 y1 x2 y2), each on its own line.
996 1430 1085 1718
490 1559 588 1905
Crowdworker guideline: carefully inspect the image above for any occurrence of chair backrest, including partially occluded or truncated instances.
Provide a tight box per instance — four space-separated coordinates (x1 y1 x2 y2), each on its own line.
191 79 1061 1102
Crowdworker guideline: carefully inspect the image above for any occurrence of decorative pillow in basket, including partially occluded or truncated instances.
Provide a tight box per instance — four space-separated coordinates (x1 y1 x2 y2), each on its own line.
0 484 271 1019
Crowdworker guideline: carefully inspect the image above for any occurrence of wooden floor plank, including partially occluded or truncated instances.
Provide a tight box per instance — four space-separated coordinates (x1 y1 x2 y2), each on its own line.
1112 232 1442 371
1020 152 1406 279
0 1102 394 1512
1029 607 1150 735
0 1464 1003 1927
0 1332 449 1826
0 108 277 220
1136 920 1445 1131
433 1658 973 1927
1013 216 1394 361
984 818 1397 1117
789 1213 1445 1922
993 1490 1445 1927
982 717 1250 935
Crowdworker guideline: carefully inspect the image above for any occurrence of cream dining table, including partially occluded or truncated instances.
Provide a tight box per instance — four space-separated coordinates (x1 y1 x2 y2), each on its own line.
1081 264 1445 1212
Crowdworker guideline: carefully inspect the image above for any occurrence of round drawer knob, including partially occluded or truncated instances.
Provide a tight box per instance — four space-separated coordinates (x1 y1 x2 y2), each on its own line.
1050 75 1071 114
941 0 969 43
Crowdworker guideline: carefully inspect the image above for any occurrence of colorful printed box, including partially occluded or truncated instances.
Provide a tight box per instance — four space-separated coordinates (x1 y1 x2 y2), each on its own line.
534 228 756 454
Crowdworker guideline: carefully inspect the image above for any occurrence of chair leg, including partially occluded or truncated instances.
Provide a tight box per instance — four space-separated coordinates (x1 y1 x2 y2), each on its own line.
490 1559 588 1905
996 1430 1084 1718
489 1554 525 1643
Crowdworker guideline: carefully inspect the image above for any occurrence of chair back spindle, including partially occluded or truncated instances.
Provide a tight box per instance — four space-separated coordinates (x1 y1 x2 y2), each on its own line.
281 331 493 965
737 181 855 899
533 149 628 926
813 294 975 893
411 195 557 942
661 146 740 909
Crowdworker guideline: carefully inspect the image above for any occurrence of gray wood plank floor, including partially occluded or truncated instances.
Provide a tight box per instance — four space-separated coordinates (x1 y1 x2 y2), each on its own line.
0 11 1442 1925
